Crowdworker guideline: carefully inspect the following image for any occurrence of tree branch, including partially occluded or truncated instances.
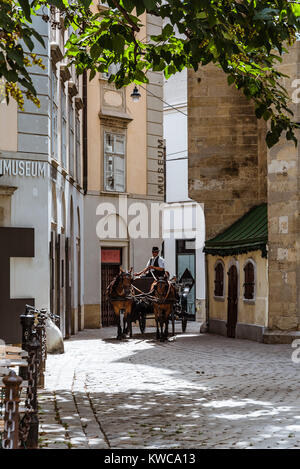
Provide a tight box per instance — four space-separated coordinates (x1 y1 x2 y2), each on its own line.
111 0 140 32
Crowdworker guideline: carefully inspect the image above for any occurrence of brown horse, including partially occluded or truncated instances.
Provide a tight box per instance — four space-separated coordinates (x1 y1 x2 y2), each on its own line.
152 276 178 341
106 268 134 339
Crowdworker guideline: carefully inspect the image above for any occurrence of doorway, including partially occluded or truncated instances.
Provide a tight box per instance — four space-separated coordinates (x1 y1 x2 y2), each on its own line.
101 248 122 326
227 265 238 338
176 239 196 316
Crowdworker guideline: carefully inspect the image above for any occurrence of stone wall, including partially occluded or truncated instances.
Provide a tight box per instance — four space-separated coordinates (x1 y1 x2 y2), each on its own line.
188 64 267 239
267 43 300 332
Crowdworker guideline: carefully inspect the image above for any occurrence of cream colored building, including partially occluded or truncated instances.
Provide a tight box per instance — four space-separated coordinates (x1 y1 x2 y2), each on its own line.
84 8 164 328
0 10 84 343
204 204 269 342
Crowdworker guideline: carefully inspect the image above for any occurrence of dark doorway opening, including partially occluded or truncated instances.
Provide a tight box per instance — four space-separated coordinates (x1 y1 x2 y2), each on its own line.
227 265 238 338
101 248 122 327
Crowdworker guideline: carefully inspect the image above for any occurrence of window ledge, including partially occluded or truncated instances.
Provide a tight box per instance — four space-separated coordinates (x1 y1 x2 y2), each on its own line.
243 298 256 305
100 190 128 196
214 296 225 302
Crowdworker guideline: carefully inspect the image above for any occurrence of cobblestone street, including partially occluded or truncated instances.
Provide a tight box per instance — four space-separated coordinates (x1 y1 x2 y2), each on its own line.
38 323 300 449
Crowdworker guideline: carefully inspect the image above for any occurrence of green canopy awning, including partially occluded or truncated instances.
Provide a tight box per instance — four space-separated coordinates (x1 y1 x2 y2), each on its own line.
204 203 268 258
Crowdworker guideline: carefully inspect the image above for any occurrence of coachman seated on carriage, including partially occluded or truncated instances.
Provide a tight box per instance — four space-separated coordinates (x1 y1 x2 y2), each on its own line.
134 246 165 279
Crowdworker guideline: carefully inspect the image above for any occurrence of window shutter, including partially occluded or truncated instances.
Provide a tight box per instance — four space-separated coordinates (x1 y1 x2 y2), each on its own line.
244 262 254 299
214 263 224 297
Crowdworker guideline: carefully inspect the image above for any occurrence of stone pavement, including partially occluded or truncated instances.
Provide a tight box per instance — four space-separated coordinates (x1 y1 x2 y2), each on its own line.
38 322 300 449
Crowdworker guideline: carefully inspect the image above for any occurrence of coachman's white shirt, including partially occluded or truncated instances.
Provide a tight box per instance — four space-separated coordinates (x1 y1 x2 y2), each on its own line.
146 256 165 269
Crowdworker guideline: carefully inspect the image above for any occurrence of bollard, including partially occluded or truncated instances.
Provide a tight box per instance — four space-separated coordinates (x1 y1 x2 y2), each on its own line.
3 371 23 449
19 305 36 381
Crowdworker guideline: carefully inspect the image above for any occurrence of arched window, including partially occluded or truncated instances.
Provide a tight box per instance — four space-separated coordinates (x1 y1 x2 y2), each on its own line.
214 261 224 297
244 261 255 300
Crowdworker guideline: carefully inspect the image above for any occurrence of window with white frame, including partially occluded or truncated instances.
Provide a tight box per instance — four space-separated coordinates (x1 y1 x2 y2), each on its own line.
69 97 74 177
51 66 58 159
61 84 67 168
75 112 81 184
104 132 125 192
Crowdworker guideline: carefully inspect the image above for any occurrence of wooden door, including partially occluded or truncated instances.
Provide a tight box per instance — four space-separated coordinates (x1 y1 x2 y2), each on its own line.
65 237 71 339
101 263 120 326
59 233 66 337
55 233 60 324
50 231 55 317
77 238 82 331
227 265 238 338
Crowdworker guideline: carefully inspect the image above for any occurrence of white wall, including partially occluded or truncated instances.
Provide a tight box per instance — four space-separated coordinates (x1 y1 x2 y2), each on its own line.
164 70 189 204
5 168 50 308
163 69 206 320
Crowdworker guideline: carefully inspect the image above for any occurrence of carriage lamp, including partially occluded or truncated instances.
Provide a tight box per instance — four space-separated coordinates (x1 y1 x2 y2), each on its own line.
130 85 141 102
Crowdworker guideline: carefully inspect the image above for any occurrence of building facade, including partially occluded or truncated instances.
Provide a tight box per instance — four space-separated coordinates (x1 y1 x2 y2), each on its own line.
0 9 84 343
163 69 206 322
188 44 300 342
83 7 165 328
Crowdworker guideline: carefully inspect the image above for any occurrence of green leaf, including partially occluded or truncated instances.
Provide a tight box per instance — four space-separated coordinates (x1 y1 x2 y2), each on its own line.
135 0 146 16
81 0 93 10
23 34 34 52
122 0 135 13
89 69 96 81
48 0 65 9
4 70 18 82
30 29 45 49
143 0 157 10
162 23 173 39
263 110 272 121
6 50 24 68
18 0 31 22
90 43 102 60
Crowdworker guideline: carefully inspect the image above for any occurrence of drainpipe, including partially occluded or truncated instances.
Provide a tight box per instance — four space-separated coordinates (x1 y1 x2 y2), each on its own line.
82 70 88 194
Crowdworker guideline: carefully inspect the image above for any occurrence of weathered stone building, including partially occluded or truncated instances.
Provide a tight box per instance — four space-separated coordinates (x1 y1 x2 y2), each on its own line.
188 44 300 342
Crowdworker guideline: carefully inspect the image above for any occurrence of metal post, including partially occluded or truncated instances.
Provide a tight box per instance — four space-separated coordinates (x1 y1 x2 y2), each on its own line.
19 305 36 380
36 309 47 388
3 371 23 449
26 332 40 449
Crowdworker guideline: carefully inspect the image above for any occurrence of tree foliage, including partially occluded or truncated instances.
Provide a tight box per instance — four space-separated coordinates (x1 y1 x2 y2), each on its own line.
0 0 45 109
2 1 300 146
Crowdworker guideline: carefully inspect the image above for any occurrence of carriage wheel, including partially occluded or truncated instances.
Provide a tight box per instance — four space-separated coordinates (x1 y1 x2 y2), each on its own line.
139 314 146 334
182 317 188 333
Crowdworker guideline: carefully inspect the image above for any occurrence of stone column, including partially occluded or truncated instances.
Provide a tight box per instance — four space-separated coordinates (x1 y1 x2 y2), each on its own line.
267 42 300 333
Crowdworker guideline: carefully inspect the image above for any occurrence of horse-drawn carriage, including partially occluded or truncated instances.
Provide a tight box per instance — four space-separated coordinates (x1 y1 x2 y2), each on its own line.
107 271 192 341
